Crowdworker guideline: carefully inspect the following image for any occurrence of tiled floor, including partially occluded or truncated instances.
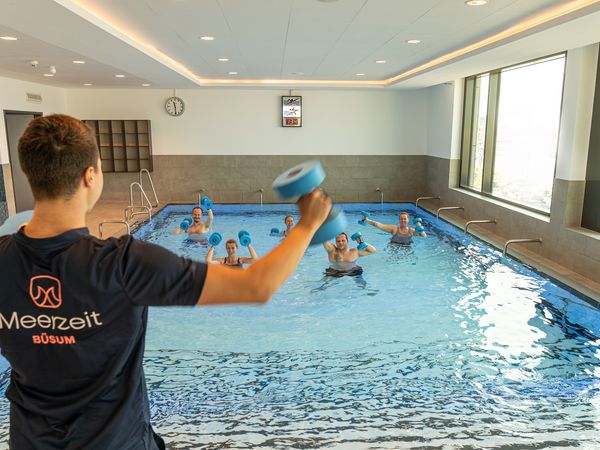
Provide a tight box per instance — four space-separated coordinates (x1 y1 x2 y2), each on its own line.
87 199 600 302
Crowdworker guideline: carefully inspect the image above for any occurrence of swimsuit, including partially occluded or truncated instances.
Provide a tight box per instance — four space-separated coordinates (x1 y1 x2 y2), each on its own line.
391 227 413 245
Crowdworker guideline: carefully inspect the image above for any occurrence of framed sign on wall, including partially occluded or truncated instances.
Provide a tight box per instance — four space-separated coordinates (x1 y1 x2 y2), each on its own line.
282 96 302 127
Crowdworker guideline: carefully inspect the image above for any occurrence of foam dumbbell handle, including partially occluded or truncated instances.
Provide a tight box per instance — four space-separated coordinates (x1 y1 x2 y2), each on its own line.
203 199 213 210
209 232 222 246
415 226 425 234
200 196 210 205
238 230 250 239
270 227 280 236
357 242 368 251
351 232 362 241
309 207 347 246
272 161 326 199
358 210 371 226
180 221 190 231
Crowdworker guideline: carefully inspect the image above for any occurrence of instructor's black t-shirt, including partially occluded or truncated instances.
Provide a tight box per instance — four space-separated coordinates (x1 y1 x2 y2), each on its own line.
0 228 207 450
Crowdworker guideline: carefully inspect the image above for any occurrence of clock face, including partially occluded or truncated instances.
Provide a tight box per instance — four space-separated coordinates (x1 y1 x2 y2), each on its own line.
165 96 185 116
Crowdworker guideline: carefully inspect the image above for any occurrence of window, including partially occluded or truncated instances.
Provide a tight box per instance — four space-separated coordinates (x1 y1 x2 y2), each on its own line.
460 55 566 213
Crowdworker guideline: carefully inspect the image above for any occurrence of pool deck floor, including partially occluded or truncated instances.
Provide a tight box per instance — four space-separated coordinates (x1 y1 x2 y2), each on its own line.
87 199 600 303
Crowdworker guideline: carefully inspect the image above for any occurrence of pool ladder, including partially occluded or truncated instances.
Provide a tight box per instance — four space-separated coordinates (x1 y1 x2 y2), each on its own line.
99 169 158 239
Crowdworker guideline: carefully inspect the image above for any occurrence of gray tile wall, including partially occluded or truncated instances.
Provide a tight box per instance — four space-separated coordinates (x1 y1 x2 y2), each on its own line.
425 156 600 281
100 155 428 204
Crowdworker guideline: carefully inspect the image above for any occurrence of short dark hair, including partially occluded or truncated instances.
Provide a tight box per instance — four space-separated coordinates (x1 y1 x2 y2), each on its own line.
192 206 203 213
337 232 348 240
18 114 99 200
284 215 294 222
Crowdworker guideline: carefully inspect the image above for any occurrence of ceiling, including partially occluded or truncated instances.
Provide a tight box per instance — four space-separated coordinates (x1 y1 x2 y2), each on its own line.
1 0 600 90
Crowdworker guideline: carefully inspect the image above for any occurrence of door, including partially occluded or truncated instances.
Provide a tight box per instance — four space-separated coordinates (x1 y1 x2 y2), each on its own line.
4 111 40 212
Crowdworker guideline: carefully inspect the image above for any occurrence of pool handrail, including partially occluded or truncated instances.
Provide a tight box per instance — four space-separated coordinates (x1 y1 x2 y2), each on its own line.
257 188 264 207
503 238 542 257
436 206 464 220
139 169 159 209
464 219 497 234
198 189 206 207
124 205 152 222
415 196 440 209
99 220 131 239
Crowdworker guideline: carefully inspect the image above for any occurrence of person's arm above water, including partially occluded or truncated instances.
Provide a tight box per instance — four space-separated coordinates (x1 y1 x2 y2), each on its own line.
322 240 335 254
358 243 376 257
365 217 396 234
205 246 220 265
204 209 214 229
198 190 330 305
240 244 258 264
172 227 185 235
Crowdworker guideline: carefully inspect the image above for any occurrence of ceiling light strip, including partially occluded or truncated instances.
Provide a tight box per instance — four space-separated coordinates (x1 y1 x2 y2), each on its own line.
385 0 600 85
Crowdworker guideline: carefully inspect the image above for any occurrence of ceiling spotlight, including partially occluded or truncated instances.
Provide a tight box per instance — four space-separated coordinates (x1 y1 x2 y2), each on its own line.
228 71 238 75
0 36 17 41
375 60 386 64
356 73 365 76
43 74 54 77
115 74 125 78
465 0 487 5
83 83 92 86
200 36 214 41
407 39 421 44
218 58 229 62
72 60 86 64
30 60 39 68
142 83 151 87
49 65 56 74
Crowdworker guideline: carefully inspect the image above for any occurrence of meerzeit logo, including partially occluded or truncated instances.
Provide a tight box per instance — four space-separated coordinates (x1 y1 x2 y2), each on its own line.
0 275 104 344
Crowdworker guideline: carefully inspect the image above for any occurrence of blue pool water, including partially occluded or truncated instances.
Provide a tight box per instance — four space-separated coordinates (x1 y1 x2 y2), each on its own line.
2 203 600 449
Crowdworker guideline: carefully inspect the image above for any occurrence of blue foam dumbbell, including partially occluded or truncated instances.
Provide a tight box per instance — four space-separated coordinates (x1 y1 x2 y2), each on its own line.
272 160 347 245
414 217 423 225
358 211 371 226
238 230 252 246
201 196 214 210
270 227 280 236
415 225 425 234
209 232 222 246
351 231 368 251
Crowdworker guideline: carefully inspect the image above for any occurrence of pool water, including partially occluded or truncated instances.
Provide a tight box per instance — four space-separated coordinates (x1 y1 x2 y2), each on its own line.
2 203 600 449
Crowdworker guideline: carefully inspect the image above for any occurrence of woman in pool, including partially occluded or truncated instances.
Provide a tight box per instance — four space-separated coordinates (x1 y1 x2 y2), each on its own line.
363 211 426 245
206 239 258 267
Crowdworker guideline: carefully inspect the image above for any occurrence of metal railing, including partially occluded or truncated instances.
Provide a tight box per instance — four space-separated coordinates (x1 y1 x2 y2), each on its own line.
503 238 542 257
99 220 131 239
436 206 464 220
124 205 152 222
257 188 264 207
375 188 383 209
464 219 496 234
139 169 159 209
415 196 440 209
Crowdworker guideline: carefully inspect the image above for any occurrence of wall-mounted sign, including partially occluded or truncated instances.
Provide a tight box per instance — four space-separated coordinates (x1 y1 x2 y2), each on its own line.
282 96 302 127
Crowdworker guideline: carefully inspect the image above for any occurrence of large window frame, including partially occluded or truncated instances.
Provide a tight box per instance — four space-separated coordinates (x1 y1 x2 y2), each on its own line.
459 53 566 215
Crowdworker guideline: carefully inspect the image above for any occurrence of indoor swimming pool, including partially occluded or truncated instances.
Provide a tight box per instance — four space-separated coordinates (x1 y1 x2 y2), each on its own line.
1 202 600 449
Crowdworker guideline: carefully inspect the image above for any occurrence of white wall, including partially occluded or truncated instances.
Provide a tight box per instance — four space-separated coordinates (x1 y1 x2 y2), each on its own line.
66 88 428 156
426 83 455 159
555 44 598 181
0 76 67 164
